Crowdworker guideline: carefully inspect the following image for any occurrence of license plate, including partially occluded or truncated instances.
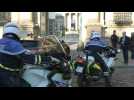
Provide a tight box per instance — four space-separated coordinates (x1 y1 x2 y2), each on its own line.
76 66 84 73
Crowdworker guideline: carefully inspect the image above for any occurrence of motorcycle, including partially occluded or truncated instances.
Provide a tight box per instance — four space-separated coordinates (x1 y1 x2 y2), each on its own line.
22 57 72 87
73 46 117 87
22 35 72 87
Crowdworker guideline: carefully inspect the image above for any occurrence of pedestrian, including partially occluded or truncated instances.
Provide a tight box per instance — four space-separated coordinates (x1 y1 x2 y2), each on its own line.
119 31 131 64
130 32 134 59
110 30 119 50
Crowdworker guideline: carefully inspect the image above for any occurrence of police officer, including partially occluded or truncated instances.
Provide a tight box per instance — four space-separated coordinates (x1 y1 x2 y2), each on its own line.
0 22 56 87
85 31 111 86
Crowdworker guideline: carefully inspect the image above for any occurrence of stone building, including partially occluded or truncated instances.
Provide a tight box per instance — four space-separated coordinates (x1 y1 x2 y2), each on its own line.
0 12 49 39
55 14 64 36
64 12 80 42
79 12 134 44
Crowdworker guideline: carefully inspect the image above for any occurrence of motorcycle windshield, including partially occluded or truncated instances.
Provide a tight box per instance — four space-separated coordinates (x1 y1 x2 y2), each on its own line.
39 35 66 57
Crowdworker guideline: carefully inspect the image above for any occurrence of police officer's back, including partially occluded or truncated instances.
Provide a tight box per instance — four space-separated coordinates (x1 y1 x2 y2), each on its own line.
85 31 109 76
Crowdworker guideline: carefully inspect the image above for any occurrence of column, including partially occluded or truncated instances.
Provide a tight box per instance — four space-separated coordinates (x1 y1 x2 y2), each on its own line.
77 13 80 32
65 13 67 32
100 12 104 26
68 13 71 32
75 13 77 31
37 12 40 27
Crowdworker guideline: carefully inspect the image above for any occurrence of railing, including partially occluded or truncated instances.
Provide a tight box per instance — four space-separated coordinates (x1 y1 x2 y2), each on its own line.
113 12 133 25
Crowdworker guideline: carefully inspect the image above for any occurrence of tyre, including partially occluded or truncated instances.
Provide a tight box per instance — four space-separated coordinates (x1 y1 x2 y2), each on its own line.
77 76 90 87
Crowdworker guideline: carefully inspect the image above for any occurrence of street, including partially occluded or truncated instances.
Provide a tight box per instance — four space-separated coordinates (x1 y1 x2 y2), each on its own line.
69 42 134 87
1 12 134 87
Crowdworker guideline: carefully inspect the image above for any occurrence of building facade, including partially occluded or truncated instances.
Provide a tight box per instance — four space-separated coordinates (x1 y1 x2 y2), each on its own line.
64 12 80 42
64 12 80 34
40 12 49 35
104 12 134 37
0 12 134 42
31 12 49 37
48 19 56 35
0 12 49 39
47 12 56 35
0 12 11 38
55 14 64 36
80 12 102 43
79 12 134 44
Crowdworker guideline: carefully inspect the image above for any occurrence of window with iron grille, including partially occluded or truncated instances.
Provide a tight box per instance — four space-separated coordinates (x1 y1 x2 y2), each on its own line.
113 12 132 25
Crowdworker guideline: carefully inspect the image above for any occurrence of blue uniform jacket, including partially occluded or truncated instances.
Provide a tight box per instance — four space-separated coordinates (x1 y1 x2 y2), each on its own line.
85 38 108 52
0 38 50 69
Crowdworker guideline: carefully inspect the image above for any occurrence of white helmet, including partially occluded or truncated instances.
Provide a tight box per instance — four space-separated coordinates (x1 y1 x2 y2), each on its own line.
90 31 101 39
3 22 21 38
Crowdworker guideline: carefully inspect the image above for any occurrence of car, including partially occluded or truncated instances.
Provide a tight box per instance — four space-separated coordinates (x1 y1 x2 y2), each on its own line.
21 35 71 59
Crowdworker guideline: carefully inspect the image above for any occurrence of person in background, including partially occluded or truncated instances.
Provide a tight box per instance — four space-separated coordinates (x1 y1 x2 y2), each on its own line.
110 30 119 51
130 32 134 60
119 32 131 64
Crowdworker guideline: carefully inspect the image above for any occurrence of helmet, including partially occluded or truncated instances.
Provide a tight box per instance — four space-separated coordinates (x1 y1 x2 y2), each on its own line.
90 31 101 39
3 22 21 38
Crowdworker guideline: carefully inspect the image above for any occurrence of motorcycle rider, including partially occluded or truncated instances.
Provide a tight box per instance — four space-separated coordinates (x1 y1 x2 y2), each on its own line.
0 22 59 87
84 31 112 85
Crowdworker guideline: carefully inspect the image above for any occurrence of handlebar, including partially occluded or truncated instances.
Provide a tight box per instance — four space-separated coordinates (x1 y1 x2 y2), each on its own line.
84 46 117 58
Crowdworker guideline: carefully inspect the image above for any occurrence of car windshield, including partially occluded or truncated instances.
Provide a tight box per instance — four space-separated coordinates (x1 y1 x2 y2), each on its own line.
39 35 66 56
